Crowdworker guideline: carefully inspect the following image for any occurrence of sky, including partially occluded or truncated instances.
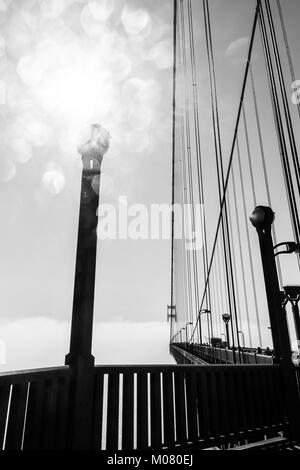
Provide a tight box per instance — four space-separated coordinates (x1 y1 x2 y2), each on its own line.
172 0 300 350
0 0 300 371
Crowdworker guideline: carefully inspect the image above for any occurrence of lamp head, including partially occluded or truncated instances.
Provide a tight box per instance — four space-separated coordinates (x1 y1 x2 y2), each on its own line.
250 206 275 230
283 285 300 302
222 313 231 324
78 124 111 171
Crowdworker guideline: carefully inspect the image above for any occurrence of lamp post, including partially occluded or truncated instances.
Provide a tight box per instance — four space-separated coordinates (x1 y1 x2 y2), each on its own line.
282 285 300 354
250 205 300 441
182 326 186 344
238 330 245 349
199 309 211 345
65 124 110 449
185 321 193 344
179 329 183 343
222 313 231 349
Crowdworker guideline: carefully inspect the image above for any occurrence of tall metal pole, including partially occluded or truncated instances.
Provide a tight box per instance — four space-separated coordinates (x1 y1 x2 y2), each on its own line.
65 124 110 449
238 331 245 348
222 314 231 349
207 310 211 343
250 206 300 441
291 302 300 350
225 323 230 348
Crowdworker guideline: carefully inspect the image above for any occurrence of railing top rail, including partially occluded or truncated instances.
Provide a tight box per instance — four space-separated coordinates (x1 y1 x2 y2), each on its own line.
0 365 71 385
94 363 280 374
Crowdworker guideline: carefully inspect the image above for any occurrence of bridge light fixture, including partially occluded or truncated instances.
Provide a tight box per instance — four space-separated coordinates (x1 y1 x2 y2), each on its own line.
274 242 300 257
282 285 300 353
222 314 231 349
250 206 275 230
222 313 231 324
283 285 300 302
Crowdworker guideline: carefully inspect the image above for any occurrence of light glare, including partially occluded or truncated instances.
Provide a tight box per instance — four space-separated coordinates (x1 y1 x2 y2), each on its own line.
121 7 150 35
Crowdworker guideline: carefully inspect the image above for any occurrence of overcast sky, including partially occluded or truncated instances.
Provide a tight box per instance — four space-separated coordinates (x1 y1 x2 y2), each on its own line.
0 0 300 371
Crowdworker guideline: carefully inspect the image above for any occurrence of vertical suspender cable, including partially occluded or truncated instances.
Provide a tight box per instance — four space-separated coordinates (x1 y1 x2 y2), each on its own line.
232 161 253 346
187 0 212 339
250 64 283 286
237 137 262 345
190 1 260 345
180 0 201 341
203 0 240 352
265 0 300 201
276 0 300 120
170 0 178 343
259 3 300 245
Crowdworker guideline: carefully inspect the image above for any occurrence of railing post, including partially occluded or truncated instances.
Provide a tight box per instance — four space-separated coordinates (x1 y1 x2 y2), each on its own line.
65 125 110 449
250 206 300 441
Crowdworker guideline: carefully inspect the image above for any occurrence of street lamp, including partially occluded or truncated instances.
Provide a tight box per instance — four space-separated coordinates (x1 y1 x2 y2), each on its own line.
282 285 300 354
185 321 193 344
238 330 245 349
250 206 300 441
222 313 231 349
64 124 110 448
199 309 211 345
179 329 183 343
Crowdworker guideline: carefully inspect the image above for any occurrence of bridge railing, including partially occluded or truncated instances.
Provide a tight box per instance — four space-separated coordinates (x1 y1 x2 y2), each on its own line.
175 344 273 365
0 366 71 450
92 363 287 450
0 363 289 450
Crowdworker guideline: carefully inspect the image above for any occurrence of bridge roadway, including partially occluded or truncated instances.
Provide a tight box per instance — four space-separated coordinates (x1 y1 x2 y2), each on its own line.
173 343 274 365
171 344 209 364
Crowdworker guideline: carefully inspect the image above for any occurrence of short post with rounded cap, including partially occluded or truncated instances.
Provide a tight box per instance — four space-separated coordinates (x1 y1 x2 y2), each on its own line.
65 124 110 449
250 206 300 441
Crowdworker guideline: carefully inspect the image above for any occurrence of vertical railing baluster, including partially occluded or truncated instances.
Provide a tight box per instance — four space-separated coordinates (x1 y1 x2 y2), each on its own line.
23 381 45 450
0 385 10 450
196 370 209 441
122 373 134 450
137 372 148 450
162 371 175 446
185 371 198 442
174 370 187 444
40 379 59 450
5 383 28 450
106 372 120 451
92 373 104 450
150 372 162 448
55 377 71 449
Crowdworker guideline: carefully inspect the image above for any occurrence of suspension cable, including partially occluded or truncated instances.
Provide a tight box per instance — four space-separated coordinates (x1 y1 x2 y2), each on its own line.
170 0 178 342
231 161 253 347
237 137 262 345
265 0 300 201
203 0 240 352
276 0 300 120
187 0 212 331
190 1 261 344
249 63 283 286
259 2 300 245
